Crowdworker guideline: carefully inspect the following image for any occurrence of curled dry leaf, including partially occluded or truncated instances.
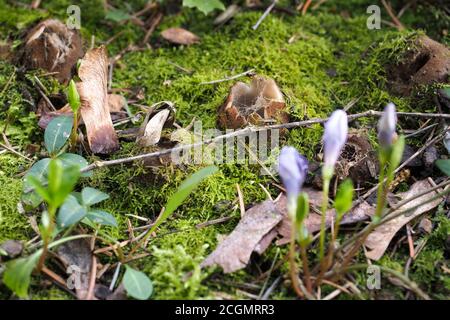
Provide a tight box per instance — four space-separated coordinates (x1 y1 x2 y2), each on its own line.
137 109 171 147
56 238 93 300
18 19 84 84
275 189 375 245
161 27 200 45
201 200 283 273
77 46 119 154
365 179 442 260
218 76 288 129
387 35 450 96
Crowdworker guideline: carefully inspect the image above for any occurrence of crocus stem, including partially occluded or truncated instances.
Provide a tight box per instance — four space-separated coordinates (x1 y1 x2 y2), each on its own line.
374 162 387 219
319 176 330 261
300 244 312 294
289 220 304 298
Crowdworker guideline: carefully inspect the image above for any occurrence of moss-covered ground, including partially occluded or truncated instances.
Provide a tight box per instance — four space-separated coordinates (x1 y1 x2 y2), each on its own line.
0 0 449 299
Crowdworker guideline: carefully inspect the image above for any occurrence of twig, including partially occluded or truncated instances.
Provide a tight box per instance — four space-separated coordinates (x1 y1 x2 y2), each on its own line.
199 69 255 85
85 256 97 300
236 184 246 217
196 216 233 229
302 0 312 15
381 0 405 31
109 262 121 291
0 142 32 161
79 110 450 174
142 12 163 44
258 248 280 299
252 0 277 30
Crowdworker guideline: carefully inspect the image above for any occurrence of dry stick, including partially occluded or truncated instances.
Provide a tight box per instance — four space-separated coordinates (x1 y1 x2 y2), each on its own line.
0 142 32 161
236 183 246 217
79 110 450 174
381 0 405 31
252 0 277 30
199 69 255 85
302 0 313 15
142 12 163 44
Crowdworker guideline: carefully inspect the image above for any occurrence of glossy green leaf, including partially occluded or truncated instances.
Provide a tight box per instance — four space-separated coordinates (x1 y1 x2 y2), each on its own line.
123 266 153 300
148 166 218 235
436 159 450 176
47 159 80 208
3 252 40 298
67 80 80 113
22 158 51 207
44 116 73 155
57 195 87 228
87 210 117 227
334 179 354 220
81 187 109 206
58 153 91 177
182 0 225 15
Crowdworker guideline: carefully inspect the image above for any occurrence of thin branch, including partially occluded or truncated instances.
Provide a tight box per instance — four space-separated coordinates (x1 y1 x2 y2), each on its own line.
80 110 449 174
199 69 255 85
252 0 277 30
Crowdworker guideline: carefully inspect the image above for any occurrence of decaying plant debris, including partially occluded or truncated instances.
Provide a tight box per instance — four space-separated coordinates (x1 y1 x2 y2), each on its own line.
1 0 450 302
18 19 84 84
218 76 288 129
388 35 450 96
76 46 119 154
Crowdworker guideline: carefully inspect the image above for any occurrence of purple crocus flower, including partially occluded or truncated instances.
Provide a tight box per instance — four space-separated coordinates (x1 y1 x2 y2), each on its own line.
278 146 309 200
323 109 348 171
378 103 397 147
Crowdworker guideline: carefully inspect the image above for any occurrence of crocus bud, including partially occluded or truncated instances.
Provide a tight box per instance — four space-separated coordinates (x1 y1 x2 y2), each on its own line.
377 103 397 147
278 146 309 202
323 110 348 176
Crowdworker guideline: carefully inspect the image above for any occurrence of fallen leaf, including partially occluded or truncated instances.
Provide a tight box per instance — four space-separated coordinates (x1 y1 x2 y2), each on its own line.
77 46 119 154
365 179 442 260
161 27 200 45
218 76 288 129
138 109 171 147
107 94 127 113
38 94 127 128
18 19 84 84
56 238 93 299
201 200 283 273
275 189 375 245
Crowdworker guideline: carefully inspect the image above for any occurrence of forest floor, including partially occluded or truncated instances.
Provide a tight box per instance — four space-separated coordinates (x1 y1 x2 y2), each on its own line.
0 0 449 300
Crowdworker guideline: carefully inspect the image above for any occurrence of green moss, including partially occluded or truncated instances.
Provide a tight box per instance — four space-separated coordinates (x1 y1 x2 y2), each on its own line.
0 155 31 243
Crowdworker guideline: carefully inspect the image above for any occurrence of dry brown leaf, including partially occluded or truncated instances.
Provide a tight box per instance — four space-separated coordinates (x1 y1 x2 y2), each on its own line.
275 190 375 245
218 76 288 129
107 94 127 113
364 179 442 260
19 19 83 84
201 200 283 273
138 109 170 147
77 46 119 154
56 238 93 300
161 27 200 45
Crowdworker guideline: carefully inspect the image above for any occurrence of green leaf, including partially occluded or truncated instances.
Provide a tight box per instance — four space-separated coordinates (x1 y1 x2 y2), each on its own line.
81 187 109 206
67 80 80 113
87 210 117 227
148 166 218 235
182 0 225 15
48 159 80 208
22 158 51 207
389 135 405 171
105 9 132 22
436 159 450 176
27 175 51 204
57 195 87 228
44 116 73 155
3 252 40 298
123 266 153 300
58 153 92 178
295 192 309 225
334 179 354 220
